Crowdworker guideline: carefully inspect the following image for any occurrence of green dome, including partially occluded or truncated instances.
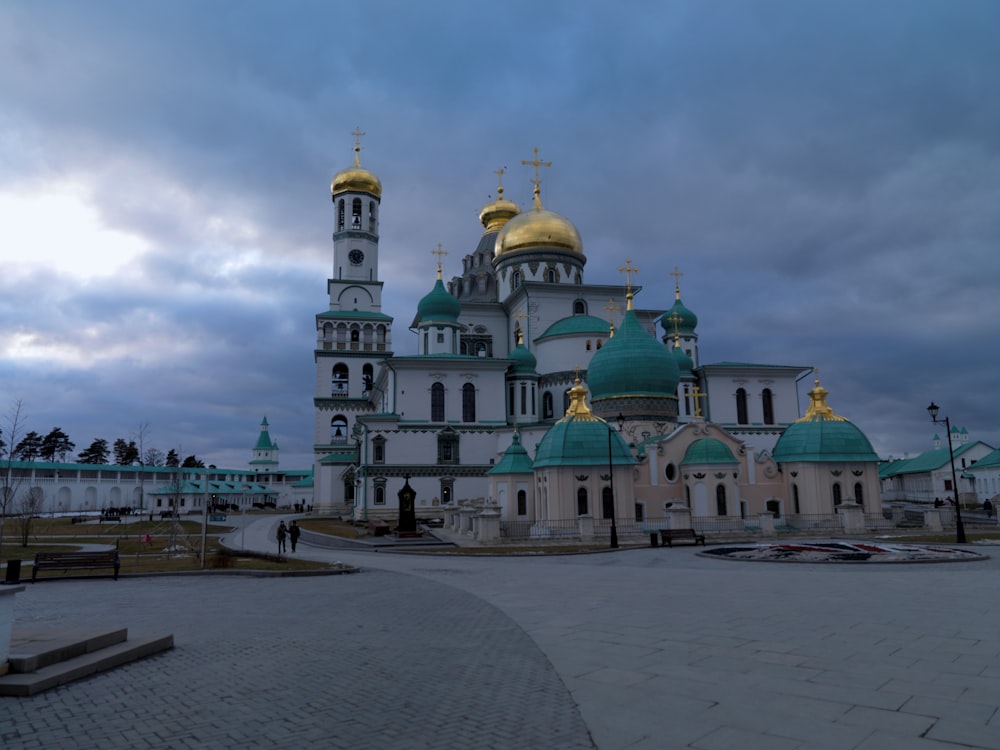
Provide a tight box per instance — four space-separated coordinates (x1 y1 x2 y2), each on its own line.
537 315 610 341
672 341 694 375
508 341 537 375
587 307 680 399
661 284 698 338
416 278 461 324
487 432 534 475
681 438 738 465
772 380 879 463
533 380 635 468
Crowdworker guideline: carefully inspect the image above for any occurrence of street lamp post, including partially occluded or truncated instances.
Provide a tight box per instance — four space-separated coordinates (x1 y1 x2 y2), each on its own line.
927 402 966 544
605 413 626 550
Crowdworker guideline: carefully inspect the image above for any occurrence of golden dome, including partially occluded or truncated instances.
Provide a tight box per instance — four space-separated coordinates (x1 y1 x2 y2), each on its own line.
479 182 520 235
331 139 382 199
494 205 582 256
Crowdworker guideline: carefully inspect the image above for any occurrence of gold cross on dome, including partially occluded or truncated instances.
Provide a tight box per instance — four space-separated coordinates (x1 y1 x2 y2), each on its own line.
521 147 552 186
666 310 683 337
351 127 366 166
603 298 620 329
691 386 707 418
432 243 447 277
619 258 639 292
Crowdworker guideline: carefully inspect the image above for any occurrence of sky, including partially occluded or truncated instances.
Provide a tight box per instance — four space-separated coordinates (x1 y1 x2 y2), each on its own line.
1 0 999 470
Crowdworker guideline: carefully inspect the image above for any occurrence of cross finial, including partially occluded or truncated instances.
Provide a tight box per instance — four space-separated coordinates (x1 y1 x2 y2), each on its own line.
690 385 708 418
669 265 684 299
619 258 639 309
351 127 366 167
603 298 620 331
521 147 552 210
494 166 507 199
432 243 447 279
666 310 683 338
510 308 529 346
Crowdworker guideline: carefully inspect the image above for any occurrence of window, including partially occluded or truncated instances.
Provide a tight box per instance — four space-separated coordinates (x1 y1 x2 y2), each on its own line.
374 483 386 505
330 415 348 443
437 429 459 464
854 482 864 505
441 480 453 504
716 485 727 516
351 328 360 343
577 487 588 516
542 392 554 419
462 383 476 422
372 436 385 464
665 463 677 482
586 340 592 351
512 270 521 289
545 268 556 283
351 198 362 228
634 502 644 522
520 383 527 415
736 388 748 425
517 490 527 516
436 332 445 344
369 200 377 232
762 388 774 425
337 199 345 230
431 382 445 421
362 364 374 395
833 482 843 507
793 484 800 514
602 487 614 519
596 339 602 349
332 363 349 396
573 299 586 315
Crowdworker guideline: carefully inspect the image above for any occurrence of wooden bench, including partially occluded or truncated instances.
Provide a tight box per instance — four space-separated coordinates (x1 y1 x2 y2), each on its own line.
32 550 121 582
659 528 706 547
368 519 390 537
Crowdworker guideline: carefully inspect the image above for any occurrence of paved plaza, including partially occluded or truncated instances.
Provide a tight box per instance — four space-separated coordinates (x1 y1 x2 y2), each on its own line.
2 519 999 749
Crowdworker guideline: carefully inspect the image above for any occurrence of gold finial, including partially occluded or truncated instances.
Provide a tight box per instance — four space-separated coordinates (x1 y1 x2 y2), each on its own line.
494 166 506 199
510 309 529 347
670 265 684 300
432 243 447 279
351 127 366 167
603 298 620 331
619 258 639 309
665 310 683 338
561 366 597 420
797 374 847 423
690 385 708 418
521 147 552 211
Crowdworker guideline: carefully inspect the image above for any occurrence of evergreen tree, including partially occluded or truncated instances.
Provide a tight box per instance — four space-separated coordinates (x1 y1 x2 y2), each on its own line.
165 449 180 467
113 438 139 465
77 438 110 464
181 454 205 468
14 431 43 461
40 428 75 462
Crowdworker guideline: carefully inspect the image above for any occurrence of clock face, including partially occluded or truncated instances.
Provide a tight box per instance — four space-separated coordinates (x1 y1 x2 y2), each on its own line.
348 249 365 265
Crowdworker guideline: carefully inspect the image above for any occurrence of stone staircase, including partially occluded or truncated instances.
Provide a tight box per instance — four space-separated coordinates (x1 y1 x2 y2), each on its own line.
0 625 173 697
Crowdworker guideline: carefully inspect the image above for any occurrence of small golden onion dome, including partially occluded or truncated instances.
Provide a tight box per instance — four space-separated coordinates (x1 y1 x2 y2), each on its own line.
331 166 382 199
494 207 582 256
479 193 520 235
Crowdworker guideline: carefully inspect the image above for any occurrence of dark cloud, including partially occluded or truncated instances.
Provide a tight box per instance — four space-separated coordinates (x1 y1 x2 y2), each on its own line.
1 0 999 467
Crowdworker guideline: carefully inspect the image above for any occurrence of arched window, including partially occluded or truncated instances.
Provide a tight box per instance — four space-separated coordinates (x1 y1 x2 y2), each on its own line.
374 485 385 505
462 383 476 422
854 482 864 506
602 487 614 519
350 328 360 343
736 388 748 425
330 415 348 443
573 299 586 315
368 200 377 232
372 436 385 464
475 342 486 357
362 364 374 395
596 339 602 350
517 490 527 516
762 388 774 425
336 323 347 345
577 487 588 516
512 271 521 289
716 485 727 516
322 322 333 341
332 363 349 395
542 392 554 419
337 199 345 230
586 340 592 351
833 482 843 507
376 325 386 346
665 463 676 482
545 268 556 283
793 484 800 514
351 198 362 228
431 382 445 422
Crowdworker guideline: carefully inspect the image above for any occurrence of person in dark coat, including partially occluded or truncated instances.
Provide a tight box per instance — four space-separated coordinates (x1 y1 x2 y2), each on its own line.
289 520 301 552
276 521 288 554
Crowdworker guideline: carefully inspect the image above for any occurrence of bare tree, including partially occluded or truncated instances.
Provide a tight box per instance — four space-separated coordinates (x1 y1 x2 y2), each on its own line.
14 487 45 547
1 400 29 554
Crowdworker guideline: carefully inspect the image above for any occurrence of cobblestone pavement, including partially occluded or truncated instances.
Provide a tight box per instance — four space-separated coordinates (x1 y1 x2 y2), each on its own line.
4 518 1000 750
3 572 594 749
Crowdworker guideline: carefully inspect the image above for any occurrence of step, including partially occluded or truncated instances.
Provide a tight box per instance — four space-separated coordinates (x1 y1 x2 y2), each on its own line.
0 632 174 697
8 626 129 673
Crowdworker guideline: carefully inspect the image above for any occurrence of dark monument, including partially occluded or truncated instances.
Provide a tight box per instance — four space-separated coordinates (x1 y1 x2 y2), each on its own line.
396 476 419 537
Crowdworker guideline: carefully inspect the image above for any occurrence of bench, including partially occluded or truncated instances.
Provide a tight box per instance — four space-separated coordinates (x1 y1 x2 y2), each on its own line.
32 550 121 582
99 516 121 523
659 528 706 547
368 520 390 537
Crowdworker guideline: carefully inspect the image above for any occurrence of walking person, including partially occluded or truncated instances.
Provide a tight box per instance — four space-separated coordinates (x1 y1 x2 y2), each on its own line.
289 520 301 552
276 520 288 554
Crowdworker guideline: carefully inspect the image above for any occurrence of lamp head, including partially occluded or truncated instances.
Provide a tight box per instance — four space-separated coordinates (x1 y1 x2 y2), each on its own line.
927 402 940 422
617 412 625 429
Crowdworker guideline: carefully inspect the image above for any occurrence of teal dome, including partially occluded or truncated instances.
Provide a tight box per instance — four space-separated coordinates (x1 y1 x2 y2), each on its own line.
681 438 738 465
587 307 680 399
508 340 537 375
416 277 461 324
772 380 879 463
672 340 694 375
537 314 610 341
533 380 635 468
661 284 698 338
487 432 534 475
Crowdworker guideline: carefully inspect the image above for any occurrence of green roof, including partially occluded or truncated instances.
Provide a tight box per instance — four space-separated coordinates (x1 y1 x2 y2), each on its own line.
487 432 534 475
587 309 679 399
659 295 698 335
880 442 987 478
416 278 461 324
774 419 879 463
508 342 537 375
536 314 610 340
681 438 738 465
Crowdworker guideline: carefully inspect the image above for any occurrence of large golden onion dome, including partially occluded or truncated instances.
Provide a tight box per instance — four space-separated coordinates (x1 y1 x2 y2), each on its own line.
494 185 582 256
331 141 382 199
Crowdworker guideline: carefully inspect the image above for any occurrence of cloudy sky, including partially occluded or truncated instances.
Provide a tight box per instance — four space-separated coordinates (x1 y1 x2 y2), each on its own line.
2 0 998 470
